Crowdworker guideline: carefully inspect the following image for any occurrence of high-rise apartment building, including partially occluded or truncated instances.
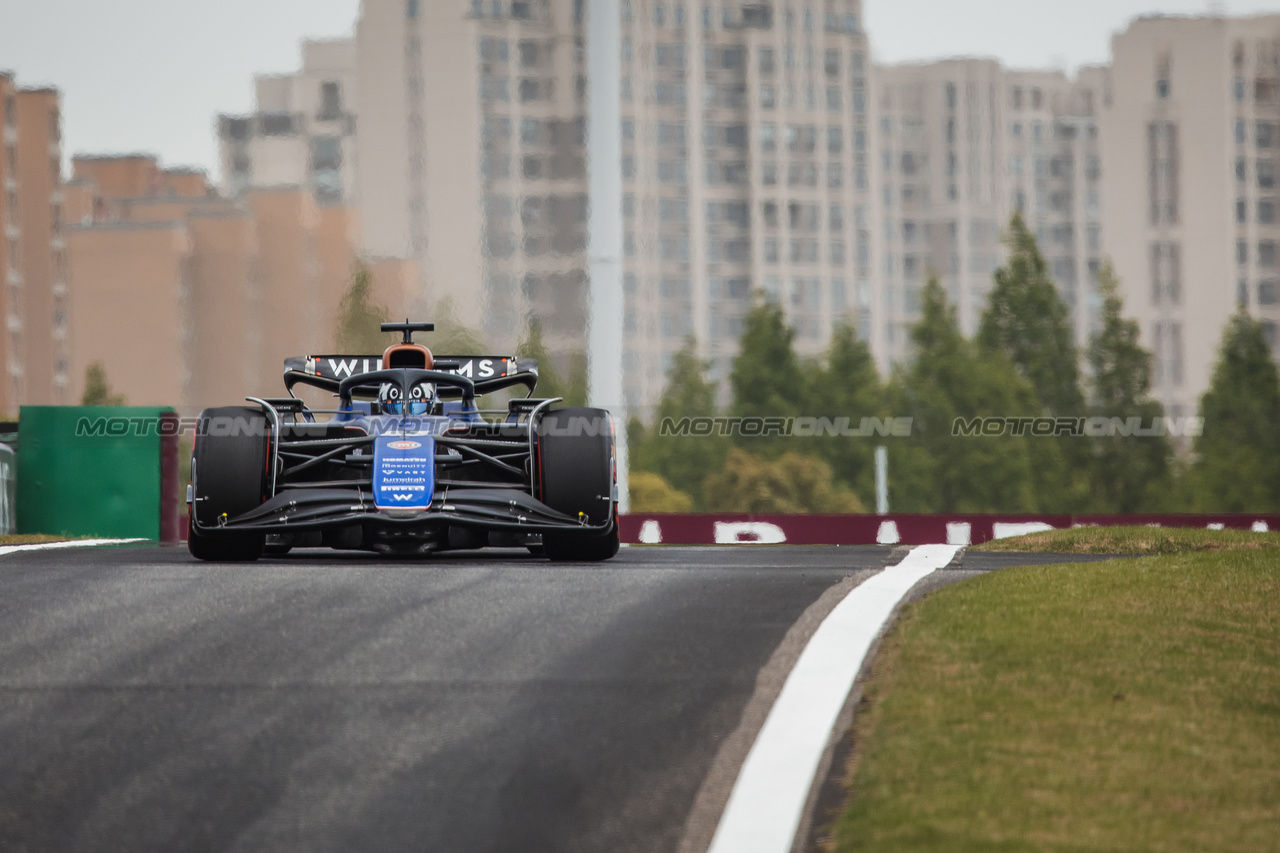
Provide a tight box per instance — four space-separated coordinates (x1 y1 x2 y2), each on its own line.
0 74 67 412
0 73 16 413
218 39 359 206
873 59 1104 360
65 154 415 409
1101 14 1280 419
354 0 872 413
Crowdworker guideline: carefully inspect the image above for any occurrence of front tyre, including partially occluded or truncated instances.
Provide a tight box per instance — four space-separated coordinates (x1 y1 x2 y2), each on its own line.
188 406 268 562
537 407 620 562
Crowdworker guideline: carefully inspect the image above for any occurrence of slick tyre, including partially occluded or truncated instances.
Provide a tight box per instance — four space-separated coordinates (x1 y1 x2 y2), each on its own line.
538 407 620 562
188 406 268 562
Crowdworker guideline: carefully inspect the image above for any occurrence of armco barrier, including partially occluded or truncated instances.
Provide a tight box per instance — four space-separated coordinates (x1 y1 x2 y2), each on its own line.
619 514 1280 546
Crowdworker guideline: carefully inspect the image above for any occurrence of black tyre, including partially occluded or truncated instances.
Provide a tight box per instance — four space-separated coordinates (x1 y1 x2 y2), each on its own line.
188 406 268 562
538 407 620 562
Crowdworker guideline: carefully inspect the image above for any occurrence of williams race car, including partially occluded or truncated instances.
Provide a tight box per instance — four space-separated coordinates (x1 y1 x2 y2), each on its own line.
186 322 618 562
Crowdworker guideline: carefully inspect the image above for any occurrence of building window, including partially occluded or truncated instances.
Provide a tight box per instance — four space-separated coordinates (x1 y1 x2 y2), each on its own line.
1261 198 1276 223
407 0 419 18
759 122 777 152
1260 280 1278 305
1152 321 1184 387
1260 121 1275 149
758 47 775 75
1261 160 1276 189
479 37 509 63
1148 122 1179 225
1261 239 1278 267
311 136 342 171
1238 198 1248 223
260 113 296 135
1151 242 1181 305
318 81 342 120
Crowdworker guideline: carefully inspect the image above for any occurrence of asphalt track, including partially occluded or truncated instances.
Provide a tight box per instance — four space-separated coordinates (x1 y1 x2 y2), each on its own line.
0 543 1112 852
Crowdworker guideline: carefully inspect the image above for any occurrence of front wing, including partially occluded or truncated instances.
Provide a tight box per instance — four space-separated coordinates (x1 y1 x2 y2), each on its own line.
190 488 613 536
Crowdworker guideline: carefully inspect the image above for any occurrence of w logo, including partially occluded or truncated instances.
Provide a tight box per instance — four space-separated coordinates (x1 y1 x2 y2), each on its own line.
393 493 414 501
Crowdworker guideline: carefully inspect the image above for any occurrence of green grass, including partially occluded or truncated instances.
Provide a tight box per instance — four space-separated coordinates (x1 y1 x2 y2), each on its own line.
828 550 1280 852
0 534 73 546
974 524 1280 555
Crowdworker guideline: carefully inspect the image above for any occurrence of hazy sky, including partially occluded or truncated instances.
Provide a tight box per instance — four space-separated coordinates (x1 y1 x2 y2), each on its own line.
3 0 1280 177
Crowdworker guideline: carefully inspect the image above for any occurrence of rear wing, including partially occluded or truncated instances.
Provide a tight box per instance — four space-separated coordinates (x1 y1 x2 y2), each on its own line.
282 355 539 397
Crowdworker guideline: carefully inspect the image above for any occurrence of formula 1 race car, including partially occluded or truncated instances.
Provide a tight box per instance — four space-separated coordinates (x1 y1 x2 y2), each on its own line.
186 322 618 562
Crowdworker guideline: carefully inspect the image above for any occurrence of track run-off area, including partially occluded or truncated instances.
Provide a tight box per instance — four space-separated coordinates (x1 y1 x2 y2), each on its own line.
0 541 1112 852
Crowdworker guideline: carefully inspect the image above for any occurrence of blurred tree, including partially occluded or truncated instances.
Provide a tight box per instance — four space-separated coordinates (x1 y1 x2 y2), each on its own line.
335 260 390 353
979 213 1084 415
429 297 488 354
628 471 694 513
628 338 729 507
977 213 1089 511
702 448 864 513
893 278 1038 512
809 323 886 504
81 363 125 406
730 300 810 455
1086 262 1173 512
516 319 587 406
1188 311 1280 511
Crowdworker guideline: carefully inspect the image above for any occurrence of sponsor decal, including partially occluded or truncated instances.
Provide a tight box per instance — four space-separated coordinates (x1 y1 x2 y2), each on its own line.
373 434 435 510
302 355 520 381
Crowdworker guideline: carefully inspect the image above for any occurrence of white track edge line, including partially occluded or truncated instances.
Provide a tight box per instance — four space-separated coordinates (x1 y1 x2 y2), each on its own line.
705 543 962 853
0 538 146 558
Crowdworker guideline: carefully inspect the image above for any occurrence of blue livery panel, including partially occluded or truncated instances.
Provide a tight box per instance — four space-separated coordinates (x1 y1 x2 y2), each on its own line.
373 435 435 510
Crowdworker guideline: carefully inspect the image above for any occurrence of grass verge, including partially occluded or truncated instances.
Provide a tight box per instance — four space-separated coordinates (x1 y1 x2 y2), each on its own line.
0 534 73 546
826 550 1280 851
974 524 1280 555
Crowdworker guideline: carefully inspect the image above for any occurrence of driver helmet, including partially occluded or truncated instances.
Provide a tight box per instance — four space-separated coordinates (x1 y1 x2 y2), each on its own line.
380 381 434 415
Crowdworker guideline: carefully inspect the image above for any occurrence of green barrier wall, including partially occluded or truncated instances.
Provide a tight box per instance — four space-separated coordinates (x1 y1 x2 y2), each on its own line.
17 406 171 540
